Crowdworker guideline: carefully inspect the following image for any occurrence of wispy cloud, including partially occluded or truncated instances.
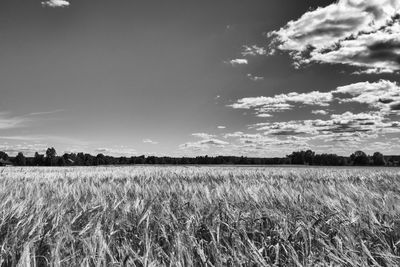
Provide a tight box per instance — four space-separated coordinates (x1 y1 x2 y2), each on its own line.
247 74 264 82
0 112 30 130
29 109 65 116
227 59 248 66
0 143 48 156
41 0 70 8
192 133 216 139
180 133 229 151
241 45 267 56
143 139 158 145
94 146 137 156
312 110 328 115
0 135 88 146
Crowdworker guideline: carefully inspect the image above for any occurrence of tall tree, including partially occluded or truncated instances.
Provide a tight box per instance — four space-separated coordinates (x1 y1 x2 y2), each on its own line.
33 152 45 166
372 152 385 166
304 150 315 165
45 147 57 166
0 151 9 160
350 151 369 166
15 152 26 166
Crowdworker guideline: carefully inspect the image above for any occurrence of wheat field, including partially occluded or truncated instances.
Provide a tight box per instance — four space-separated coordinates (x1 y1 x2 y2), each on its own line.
0 166 399 266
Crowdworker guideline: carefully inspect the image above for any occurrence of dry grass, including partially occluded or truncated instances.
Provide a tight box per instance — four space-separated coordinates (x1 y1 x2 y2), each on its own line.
0 166 399 266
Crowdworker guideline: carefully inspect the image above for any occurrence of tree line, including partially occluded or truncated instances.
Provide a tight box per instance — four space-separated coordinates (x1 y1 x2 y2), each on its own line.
0 148 399 167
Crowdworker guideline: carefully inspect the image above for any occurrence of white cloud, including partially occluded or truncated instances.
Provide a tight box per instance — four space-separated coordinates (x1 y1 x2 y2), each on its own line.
0 112 29 129
252 111 400 139
0 143 48 156
247 74 264 81
29 109 65 116
228 59 248 66
179 139 229 151
256 113 273 118
230 91 333 116
200 139 229 146
192 133 216 139
269 0 400 73
179 105 400 155
230 79 400 118
310 23 400 73
180 132 230 151
334 80 400 112
312 110 328 115
220 132 311 154
94 147 137 156
143 139 158 145
217 126 226 129
242 45 267 56
42 0 70 8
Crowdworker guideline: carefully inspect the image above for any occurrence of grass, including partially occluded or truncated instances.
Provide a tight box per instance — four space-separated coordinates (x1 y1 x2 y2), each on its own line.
0 166 399 266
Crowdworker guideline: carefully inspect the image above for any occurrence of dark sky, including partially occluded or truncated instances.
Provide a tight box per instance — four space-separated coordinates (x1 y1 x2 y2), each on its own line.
0 0 399 156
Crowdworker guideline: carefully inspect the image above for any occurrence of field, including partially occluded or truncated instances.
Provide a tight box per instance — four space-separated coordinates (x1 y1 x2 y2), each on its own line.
0 166 399 266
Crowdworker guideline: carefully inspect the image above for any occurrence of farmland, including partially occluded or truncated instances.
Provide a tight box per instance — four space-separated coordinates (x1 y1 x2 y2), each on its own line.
0 166 399 266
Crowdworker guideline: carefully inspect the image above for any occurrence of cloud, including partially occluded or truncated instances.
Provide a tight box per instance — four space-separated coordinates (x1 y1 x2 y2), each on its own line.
334 80 400 112
143 139 158 145
242 45 267 56
0 136 42 141
94 147 137 156
230 91 333 116
41 0 70 8
310 23 400 73
312 110 328 115
0 143 48 156
179 106 400 156
253 111 400 138
0 112 30 130
269 0 400 73
221 132 310 154
247 74 264 81
179 132 230 151
179 139 229 151
257 113 273 118
200 139 229 146
254 120 319 136
230 79 400 117
217 126 226 129
228 59 248 66
192 133 216 139
29 109 65 116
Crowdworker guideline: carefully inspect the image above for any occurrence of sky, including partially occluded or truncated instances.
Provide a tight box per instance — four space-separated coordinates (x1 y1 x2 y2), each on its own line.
0 0 399 157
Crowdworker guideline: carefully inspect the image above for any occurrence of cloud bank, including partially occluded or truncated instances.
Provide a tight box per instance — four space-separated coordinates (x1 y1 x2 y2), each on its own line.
269 0 400 73
230 80 400 116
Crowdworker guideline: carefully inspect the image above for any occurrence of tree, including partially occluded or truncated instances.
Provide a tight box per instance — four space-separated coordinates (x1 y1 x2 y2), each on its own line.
372 152 385 166
15 152 26 166
45 147 57 166
33 152 45 166
304 150 315 165
96 154 106 165
290 150 316 165
0 151 9 160
350 151 369 166
57 157 66 166
287 151 307 165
